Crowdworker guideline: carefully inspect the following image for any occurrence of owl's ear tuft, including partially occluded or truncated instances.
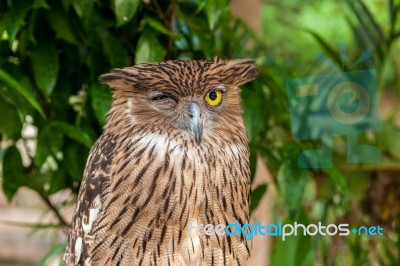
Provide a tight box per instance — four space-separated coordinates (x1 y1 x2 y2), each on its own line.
222 59 259 86
99 68 138 90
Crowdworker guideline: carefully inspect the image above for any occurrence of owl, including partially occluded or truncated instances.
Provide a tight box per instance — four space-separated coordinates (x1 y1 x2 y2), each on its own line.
63 57 259 265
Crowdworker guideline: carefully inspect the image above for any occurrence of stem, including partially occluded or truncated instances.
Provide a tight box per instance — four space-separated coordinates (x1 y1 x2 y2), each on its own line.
167 0 177 59
341 162 400 172
153 0 169 25
39 193 70 234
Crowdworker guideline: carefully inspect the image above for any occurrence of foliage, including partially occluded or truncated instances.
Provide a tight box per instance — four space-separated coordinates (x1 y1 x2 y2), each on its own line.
0 0 262 200
0 0 399 265
261 0 400 265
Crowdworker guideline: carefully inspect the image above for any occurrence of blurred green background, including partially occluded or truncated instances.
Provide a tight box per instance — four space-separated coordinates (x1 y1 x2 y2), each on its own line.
0 0 399 265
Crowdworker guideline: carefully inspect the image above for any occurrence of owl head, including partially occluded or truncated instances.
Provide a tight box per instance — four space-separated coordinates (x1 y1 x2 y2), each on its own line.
100 58 258 146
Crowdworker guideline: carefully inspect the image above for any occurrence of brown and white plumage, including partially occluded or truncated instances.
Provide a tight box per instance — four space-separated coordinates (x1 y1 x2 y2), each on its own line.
63 58 258 265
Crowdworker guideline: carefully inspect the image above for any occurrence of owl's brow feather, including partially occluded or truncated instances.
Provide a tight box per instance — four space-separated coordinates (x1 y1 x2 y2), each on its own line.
99 59 258 96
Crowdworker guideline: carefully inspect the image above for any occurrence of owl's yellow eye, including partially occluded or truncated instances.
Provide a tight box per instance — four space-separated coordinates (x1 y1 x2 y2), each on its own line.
205 90 223 106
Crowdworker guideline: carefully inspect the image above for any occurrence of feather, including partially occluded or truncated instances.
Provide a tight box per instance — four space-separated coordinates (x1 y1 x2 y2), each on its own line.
63 59 258 265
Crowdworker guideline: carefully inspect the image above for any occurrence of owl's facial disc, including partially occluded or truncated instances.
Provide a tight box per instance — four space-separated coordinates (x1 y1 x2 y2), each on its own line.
188 101 203 145
150 92 178 110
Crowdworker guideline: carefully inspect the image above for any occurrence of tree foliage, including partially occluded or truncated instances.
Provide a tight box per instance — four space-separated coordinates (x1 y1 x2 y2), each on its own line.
0 0 400 264
0 0 265 201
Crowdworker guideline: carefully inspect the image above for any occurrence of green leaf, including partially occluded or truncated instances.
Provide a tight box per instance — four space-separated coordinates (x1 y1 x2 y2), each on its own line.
0 0 31 42
27 10 38 44
205 0 229 31
277 145 308 218
0 96 22 140
52 122 94 148
47 7 78 44
38 243 67 266
17 25 30 55
90 83 112 126
35 124 64 167
380 123 400 160
73 0 94 18
251 184 267 210
25 172 49 194
259 145 281 175
64 142 89 182
323 165 348 195
146 17 172 35
113 0 140 26
102 34 130 68
0 65 37 121
345 0 384 62
307 30 345 70
346 17 370 53
348 233 369 264
33 0 49 9
242 82 266 141
35 122 93 168
49 167 68 194
31 43 59 96
249 144 257 182
1 146 25 201
135 32 166 64
0 69 45 118
270 210 314 266
357 0 385 43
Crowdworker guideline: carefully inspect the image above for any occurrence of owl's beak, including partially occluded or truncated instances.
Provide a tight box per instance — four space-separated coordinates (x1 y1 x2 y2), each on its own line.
188 101 203 145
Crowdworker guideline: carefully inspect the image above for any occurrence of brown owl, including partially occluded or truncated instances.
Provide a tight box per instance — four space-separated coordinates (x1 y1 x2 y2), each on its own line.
63 58 258 265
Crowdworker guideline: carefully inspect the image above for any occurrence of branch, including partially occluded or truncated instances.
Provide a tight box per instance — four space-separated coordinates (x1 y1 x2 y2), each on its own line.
167 0 177 59
152 0 169 25
39 193 70 234
0 220 63 229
